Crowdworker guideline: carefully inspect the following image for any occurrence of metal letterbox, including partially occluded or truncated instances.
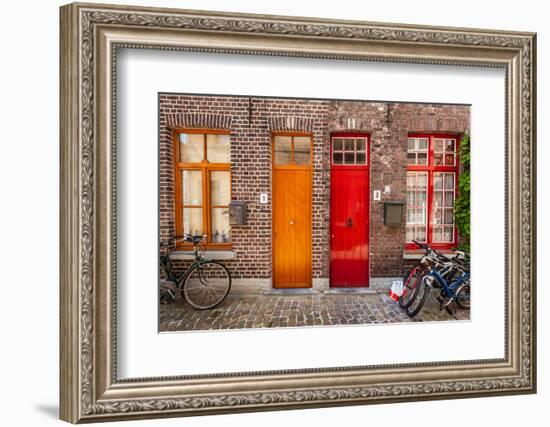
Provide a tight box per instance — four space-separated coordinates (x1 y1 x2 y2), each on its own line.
383 201 404 226
229 201 248 225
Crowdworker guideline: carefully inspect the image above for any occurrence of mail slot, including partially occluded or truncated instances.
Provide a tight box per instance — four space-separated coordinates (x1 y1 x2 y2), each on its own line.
229 201 248 225
384 201 404 226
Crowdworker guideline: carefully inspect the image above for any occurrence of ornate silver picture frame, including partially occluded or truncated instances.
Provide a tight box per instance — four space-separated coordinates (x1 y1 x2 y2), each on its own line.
60 2 536 423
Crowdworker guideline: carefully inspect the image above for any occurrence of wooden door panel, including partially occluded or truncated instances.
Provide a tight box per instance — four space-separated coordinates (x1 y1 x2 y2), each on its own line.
273 169 311 288
330 167 370 287
293 171 310 285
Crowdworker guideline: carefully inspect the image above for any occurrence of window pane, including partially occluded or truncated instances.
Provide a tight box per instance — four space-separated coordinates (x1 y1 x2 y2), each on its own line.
433 191 443 207
211 208 231 242
183 208 203 236
333 152 343 164
274 136 292 165
416 226 427 242
407 153 417 165
417 191 427 207
416 208 425 224
444 208 454 224
407 173 415 189
434 174 443 190
445 173 454 189
446 139 456 152
434 153 444 165
333 138 343 151
407 138 416 151
407 209 415 223
406 226 414 242
417 173 428 189
182 170 202 205
344 139 354 151
445 191 455 207
443 226 454 242
434 139 444 152
210 171 230 206
294 136 311 165
356 139 366 151
432 208 442 224
445 153 455 166
418 138 428 150
179 133 203 163
356 152 366 164
344 152 355 164
417 152 428 165
432 226 443 242
206 134 230 163
406 191 415 205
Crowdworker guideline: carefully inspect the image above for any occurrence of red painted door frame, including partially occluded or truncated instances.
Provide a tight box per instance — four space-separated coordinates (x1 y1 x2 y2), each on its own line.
329 132 370 288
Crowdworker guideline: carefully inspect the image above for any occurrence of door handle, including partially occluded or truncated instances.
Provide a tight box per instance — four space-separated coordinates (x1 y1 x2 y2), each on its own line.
289 220 295 225
346 217 353 227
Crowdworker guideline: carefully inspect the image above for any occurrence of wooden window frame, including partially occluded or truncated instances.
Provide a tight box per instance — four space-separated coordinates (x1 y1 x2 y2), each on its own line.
330 133 370 167
272 132 314 168
406 133 460 251
172 129 232 250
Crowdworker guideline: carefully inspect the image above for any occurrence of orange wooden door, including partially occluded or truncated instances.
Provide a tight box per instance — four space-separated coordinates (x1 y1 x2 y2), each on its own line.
272 133 312 289
273 169 312 288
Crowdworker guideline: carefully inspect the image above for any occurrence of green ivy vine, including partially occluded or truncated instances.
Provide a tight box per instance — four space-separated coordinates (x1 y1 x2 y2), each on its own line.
454 135 470 252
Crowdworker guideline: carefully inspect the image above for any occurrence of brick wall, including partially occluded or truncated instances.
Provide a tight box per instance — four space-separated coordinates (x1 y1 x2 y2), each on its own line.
159 94 470 284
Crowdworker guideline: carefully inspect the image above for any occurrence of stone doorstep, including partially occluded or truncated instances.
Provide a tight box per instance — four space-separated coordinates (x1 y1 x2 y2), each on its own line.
323 288 380 294
264 288 321 296
229 278 401 296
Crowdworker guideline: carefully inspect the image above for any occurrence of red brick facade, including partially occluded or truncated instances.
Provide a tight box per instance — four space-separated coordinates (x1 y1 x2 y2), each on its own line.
159 94 469 285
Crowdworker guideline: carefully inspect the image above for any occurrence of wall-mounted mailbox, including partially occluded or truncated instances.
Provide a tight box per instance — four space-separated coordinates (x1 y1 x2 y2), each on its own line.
384 201 404 227
229 201 248 225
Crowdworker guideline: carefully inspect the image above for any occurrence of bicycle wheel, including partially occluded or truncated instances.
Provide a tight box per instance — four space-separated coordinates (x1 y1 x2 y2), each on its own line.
182 261 231 310
455 279 470 309
406 275 431 318
399 267 423 309
159 280 176 304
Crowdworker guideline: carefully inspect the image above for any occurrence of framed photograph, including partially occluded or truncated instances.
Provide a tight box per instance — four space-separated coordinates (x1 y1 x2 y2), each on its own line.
60 2 537 423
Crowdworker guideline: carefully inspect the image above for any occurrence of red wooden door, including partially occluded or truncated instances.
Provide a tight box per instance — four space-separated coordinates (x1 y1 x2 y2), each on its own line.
330 134 370 287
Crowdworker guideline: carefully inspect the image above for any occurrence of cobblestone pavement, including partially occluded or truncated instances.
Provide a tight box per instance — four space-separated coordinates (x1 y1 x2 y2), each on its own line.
159 290 470 332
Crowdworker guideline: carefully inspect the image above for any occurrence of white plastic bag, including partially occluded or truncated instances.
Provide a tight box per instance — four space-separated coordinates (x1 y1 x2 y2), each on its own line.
389 280 404 301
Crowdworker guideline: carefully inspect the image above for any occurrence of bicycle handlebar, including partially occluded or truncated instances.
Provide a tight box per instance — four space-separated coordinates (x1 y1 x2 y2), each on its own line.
412 239 429 250
160 236 188 249
412 240 470 267
183 233 208 245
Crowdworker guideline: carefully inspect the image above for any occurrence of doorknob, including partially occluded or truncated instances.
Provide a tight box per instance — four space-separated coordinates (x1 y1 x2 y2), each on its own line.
289 220 295 225
346 217 353 227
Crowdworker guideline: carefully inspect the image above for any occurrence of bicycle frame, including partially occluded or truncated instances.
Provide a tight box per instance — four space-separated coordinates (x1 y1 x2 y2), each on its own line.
160 245 210 289
426 266 469 301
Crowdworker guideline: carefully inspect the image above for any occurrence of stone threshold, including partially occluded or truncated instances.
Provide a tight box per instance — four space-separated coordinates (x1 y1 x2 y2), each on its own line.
323 288 380 294
264 288 382 295
264 288 321 295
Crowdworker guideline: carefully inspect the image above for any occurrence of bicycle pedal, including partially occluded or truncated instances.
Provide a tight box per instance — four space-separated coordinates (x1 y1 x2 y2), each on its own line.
443 297 454 307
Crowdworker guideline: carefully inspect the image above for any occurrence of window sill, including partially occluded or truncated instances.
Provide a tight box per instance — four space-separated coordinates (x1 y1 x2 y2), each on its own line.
403 249 457 260
169 250 236 261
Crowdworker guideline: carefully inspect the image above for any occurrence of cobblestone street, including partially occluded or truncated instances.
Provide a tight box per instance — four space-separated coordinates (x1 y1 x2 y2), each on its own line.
159 290 470 332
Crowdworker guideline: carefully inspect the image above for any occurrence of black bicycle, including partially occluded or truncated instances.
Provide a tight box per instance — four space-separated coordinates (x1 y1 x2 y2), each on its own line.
404 242 470 318
398 240 451 310
159 234 231 310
